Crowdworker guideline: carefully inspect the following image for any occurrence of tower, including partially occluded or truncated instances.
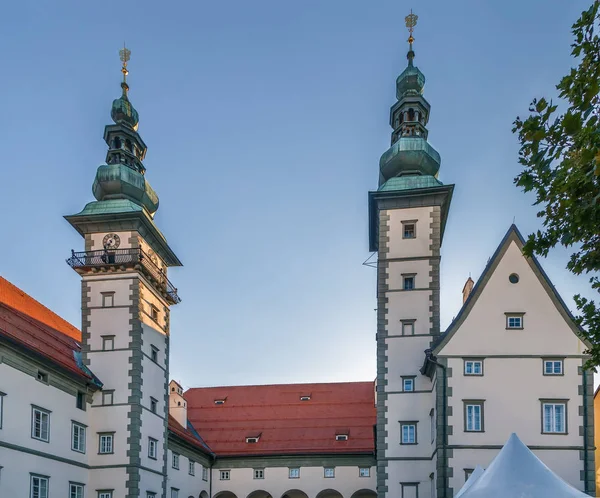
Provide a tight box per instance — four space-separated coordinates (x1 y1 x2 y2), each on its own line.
369 13 453 498
65 48 182 498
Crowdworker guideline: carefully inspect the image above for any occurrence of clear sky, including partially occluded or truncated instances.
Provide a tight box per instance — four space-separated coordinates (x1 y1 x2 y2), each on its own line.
0 0 592 390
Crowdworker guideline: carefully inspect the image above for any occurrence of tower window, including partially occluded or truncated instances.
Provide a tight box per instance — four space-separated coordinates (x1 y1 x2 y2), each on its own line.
150 305 159 322
102 336 115 351
402 220 417 239
102 390 114 406
150 397 158 413
151 345 159 363
101 292 115 308
403 275 415 290
125 139 133 152
408 108 415 121
402 377 415 392
401 319 416 335
113 137 122 149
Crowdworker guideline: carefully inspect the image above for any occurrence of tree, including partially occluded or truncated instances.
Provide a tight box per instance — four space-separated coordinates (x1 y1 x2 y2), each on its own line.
513 1 600 368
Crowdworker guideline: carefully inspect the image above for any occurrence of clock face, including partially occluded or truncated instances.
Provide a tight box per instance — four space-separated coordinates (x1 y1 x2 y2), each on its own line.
102 233 121 250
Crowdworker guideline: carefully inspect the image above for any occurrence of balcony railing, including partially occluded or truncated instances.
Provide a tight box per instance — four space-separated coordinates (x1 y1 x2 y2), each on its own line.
67 248 181 304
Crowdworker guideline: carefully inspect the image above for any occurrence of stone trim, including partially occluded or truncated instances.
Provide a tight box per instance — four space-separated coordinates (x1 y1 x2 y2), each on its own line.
161 318 171 498
579 362 595 495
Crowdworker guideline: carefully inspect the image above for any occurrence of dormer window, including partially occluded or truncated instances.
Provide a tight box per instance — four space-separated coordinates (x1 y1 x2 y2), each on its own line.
335 434 349 441
300 395 311 401
246 436 260 444
214 398 226 405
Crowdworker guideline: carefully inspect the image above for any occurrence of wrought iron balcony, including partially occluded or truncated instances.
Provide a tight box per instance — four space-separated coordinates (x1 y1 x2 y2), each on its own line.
67 248 181 304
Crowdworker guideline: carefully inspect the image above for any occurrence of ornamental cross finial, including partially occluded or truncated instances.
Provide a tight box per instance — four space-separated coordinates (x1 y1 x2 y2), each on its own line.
405 9 418 45
119 43 131 84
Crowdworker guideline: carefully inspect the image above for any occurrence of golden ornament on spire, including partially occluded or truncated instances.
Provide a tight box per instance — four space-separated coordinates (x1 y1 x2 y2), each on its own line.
119 43 131 84
405 9 418 44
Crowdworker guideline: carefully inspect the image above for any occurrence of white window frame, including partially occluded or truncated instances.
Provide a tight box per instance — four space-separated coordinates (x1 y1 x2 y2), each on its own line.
359 467 370 477
506 314 523 329
147 493 157 498
98 492 113 498
102 292 115 308
101 336 115 351
71 422 86 453
400 423 417 444
324 467 335 478
401 320 415 335
542 402 567 434
289 467 300 479
170 489 179 498
464 360 483 376
30 474 49 498
31 406 50 442
543 360 563 375
465 403 483 432
220 470 230 481
202 466 208 481
99 433 114 454
69 482 84 498
189 459 195 476
148 437 158 459
102 390 114 406
254 468 265 479
402 377 415 392
172 452 180 469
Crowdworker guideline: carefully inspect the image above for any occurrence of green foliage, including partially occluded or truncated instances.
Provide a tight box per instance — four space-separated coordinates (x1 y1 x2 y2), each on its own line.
513 1 600 369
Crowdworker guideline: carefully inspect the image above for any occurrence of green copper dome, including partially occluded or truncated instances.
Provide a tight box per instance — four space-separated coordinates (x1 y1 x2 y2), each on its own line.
111 83 139 130
379 136 440 181
396 61 425 99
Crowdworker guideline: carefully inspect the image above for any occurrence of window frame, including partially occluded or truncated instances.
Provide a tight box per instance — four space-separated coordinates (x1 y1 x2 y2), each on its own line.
402 376 416 392
76 391 86 411
69 482 84 498
31 405 51 443
464 359 484 376
543 358 564 376
400 483 419 498
151 305 159 322
541 399 568 435
148 437 158 460
464 468 474 482
464 400 485 432
324 467 335 478
30 473 49 498
505 312 525 329
288 467 300 479
0 391 5 429
102 390 114 406
188 459 195 476
170 488 179 498
402 274 416 291
101 336 115 351
101 292 115 308
401 319 416 336
150 397 158 413
172 452 180 469
71 421 87 453
98 432 115 454
219 470 231 481
359 467 370 478
253 468 265 480
430 408 435 443
402 220 417 240
400 421 418 445
202 466 208 481
98 492 113 498
150 345 159 363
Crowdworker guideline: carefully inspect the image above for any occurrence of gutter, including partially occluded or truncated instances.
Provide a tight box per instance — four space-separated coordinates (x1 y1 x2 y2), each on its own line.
583 369 590 495
423 349 448 498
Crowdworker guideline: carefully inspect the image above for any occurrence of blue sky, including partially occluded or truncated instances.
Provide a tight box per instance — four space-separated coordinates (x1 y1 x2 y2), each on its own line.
0 1 591 388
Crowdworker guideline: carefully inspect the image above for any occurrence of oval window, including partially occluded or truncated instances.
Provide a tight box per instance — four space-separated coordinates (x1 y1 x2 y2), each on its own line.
509 273 519 284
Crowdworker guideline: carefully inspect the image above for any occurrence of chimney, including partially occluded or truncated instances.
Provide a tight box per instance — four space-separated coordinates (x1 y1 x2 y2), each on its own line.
169 379 187 427
462 277 475 304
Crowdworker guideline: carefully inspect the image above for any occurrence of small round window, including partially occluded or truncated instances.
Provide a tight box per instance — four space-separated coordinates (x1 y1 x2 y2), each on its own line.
509 273 519 284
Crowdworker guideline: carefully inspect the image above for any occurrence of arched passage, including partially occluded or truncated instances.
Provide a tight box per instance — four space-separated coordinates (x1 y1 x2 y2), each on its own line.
214 492 238 498
316 489 343 498
351 490 376 498
282 490 309 498
247 490 272 498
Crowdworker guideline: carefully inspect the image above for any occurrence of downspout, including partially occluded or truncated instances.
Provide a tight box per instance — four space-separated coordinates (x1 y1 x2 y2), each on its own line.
209 462 213 498
424 349 447 498
583 368 589 495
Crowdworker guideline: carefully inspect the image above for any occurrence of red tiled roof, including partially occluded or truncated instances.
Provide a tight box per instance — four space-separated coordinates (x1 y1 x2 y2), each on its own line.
168 414 213 456
185 382 376 457
0 277 81 341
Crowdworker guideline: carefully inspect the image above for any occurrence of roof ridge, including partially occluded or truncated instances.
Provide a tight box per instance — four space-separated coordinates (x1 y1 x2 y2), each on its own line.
185 380 374 391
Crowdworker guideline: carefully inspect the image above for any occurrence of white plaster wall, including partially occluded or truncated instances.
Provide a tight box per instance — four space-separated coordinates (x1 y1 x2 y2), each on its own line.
386 336 432 391
140 281 169 332
167 450 211 498
88 468 128 497
387 260 432 291
385 291 432 336
386 392 435 459
211 465 376 498
140 468 166 497
382 460 435 498
87 276 133 308
438 240 587 357
88 404 130 466
447 357 582 447
387 207 433 259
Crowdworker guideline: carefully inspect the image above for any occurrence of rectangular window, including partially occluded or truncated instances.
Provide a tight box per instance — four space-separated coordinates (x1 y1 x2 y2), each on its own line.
254 468 264 479
99 433 114 454
542 402 567 434
289 467 300 479
151 306 159 322
98 492 113 498
324 467 335 478
70 483 84 498
72 422 86 453
403 275 415 290
465 402 484 432
150 397 158 413
359 467 370 477
172 452 180 469
31 406 50 442
543 360 563 375
402 377 415 392
430 408 435 443
30 474 49 498
148 437 158 459
147 493 157 498
400 483 418 498
102 292 115 308
102 336 115 351
506 313 524 329
401 320 415 336
102 390 114 406
220 470 230 480
400 423 417 444
151 345 159 363
464 360 483 376
171 489 179 498
402 222 416 239
76 392 86 410
202 466 208 481
189 460 195 476
465 469 474 482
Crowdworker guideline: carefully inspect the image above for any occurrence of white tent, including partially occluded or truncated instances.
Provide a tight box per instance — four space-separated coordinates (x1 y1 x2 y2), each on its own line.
459 433 589 498
455 465 484 498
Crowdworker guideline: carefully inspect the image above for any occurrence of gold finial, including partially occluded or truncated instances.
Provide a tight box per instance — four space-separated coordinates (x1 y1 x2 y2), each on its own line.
405 9 418 45
119 43 131 85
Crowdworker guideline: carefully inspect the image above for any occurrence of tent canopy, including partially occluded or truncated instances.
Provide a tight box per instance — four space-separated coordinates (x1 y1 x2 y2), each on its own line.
455 465 484 498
